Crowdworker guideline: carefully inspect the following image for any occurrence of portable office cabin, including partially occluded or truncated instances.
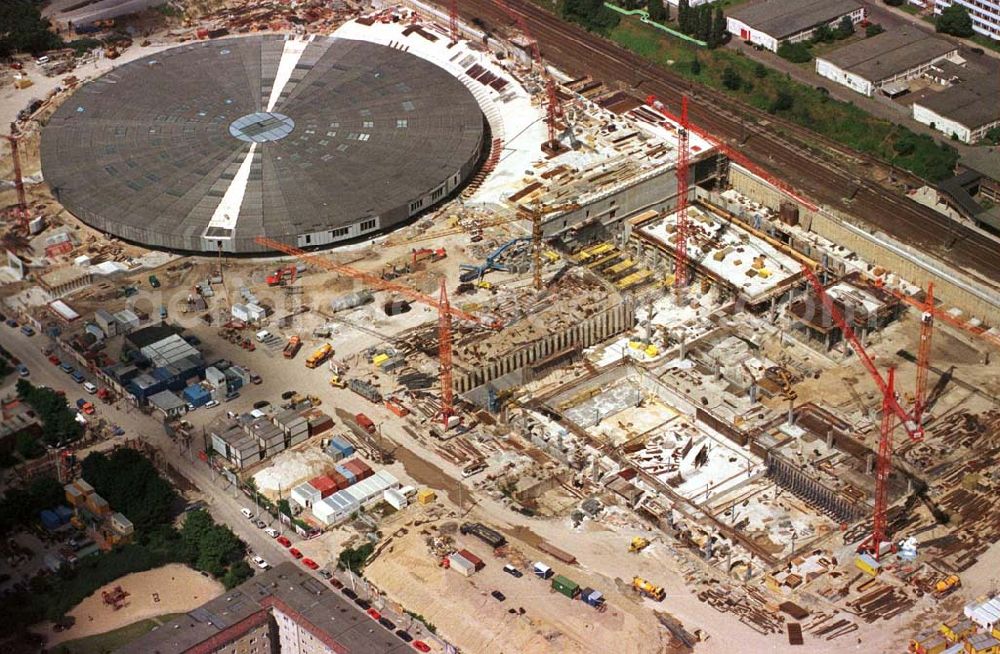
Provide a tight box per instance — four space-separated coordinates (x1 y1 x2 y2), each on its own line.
291 482 322 509
533 562 553 579
448 552 477 577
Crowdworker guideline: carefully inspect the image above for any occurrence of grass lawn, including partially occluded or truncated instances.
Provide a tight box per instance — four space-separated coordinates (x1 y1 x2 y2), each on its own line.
51 613 184 654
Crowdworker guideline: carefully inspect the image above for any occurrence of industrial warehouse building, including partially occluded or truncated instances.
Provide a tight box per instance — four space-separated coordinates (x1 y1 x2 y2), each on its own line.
815 30 958 97
726 0 866 52
912 73 1000 143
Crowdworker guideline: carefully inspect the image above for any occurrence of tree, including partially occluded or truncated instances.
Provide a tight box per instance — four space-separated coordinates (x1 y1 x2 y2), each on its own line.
561 0 621 33
836 15 855 39
81 449 178 532
936 4 974 37
985 126 1000 145
647 0 667 23
722 66 742 90
16 381 83 446
338 543 375 573
223 561 254 589
754 62 768 78
678 0 691 33
812 24 835 43
0 1 63 57
769 89 795 114
866 23 885 37
690 55 701 75
697 4 712 41
777 41 813 63
711 6 726 48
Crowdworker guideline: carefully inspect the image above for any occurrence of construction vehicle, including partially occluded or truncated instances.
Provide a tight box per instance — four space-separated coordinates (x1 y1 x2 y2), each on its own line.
632 576 665 602
282 336 302 359
629 537 650 553
459 522 507 548
305 343 333 369
385 397 409 417
329 374 346 389
476 280 493 290
412 247 447 264
459 237 530 282
933 575 961 598
266 265 298 286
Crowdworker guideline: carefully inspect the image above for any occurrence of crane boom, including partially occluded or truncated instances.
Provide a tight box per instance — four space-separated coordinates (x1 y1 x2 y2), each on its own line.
868 367 897 559
254 237 494 328
449 0 459 44
674 96 690 297
800 264 922 442
915 282 934 423
438 279 455 424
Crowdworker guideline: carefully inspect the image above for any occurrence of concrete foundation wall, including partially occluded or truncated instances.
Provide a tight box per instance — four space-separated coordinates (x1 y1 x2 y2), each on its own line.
728 167 1000 324
455 298 637 393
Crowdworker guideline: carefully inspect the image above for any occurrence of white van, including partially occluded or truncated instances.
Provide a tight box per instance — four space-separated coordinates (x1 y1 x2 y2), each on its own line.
36 56 50 65
240 508 254 519
255 329 271 342
83 381 97 394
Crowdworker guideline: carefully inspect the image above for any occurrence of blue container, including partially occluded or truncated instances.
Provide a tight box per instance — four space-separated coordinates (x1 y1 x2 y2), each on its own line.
54 505 74 523
40 510 62 531
335 464 356 485
330 436 355 457
183 384 210 407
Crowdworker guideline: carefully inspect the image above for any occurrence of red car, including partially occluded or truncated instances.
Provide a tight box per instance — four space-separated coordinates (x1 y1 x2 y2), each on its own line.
301 558 318 570
276 536 291 548
48 355 60 365
413 642 431 653
366 608 381 620
329 578 343 589
289 548 303 559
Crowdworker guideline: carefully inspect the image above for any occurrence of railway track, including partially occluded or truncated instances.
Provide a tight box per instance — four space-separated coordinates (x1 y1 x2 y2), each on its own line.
437 0 999 288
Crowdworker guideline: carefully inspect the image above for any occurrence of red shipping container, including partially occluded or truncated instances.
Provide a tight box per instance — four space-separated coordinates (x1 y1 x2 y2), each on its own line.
308 475 337 498
328 470 349 491
343 458 373 481
354 413 375 434
457 549 484 571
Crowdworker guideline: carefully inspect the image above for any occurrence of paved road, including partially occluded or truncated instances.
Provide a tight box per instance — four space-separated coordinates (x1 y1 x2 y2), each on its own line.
0 323 438 648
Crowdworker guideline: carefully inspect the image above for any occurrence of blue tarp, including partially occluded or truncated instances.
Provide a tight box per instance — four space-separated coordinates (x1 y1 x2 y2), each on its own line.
40 510 62 530
183 384 210 407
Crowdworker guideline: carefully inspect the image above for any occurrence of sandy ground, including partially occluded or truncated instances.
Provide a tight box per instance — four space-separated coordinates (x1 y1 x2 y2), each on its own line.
37 564 224 646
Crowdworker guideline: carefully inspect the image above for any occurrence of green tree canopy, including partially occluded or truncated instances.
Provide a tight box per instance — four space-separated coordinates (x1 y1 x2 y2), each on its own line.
0 0 63 57
81 449 178 531
936 4 974 37
562 0 621 33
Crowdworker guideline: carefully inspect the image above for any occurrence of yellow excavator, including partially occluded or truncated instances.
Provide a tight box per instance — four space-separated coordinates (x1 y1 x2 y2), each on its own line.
629 537 650 553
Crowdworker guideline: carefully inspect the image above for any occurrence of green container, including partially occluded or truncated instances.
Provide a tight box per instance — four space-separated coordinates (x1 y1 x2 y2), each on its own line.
551 574 580 599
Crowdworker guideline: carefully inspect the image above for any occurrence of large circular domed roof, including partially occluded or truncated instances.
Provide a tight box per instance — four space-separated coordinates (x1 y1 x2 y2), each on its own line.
41 35 487 254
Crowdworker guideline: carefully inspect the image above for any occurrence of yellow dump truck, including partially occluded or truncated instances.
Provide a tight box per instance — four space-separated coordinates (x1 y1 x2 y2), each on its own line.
632 576 665 601
305 343 333 368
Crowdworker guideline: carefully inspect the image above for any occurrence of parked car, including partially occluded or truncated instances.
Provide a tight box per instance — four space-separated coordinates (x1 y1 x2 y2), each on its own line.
205 399 220 409
341 587 357 600
366 608 381 620
264 527 279 538
16 364 29 377
276 536 291 548
111 425 125 436
48 355 60 365
75 399 95 415
354 598 370 610
395 630 413 643
318 570 332 580
329 578 343 589
60 363 74 374
301 558 318 570
491 590 506 602
20 325 35 337
148 274 161 288
71 371 85 383
240 508 254 519
413 641 431 652
378 617 396 630
251 556 269 570
5 318 17 328
255 519 266 529
288 548 303 559
83 382 97 394
253 400 270 409
503 564 523 578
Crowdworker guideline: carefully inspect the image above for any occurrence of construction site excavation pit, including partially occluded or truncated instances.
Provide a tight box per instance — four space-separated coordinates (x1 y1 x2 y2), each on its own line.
41 35 488 254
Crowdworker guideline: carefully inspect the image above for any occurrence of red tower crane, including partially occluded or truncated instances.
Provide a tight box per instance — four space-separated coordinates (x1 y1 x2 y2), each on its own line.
674 95 690 297
5 130 28 231
914 282 934 424
449 0 459 44
255 237 500 426
438 278 455 424
493 0 563 151
801 264 923 558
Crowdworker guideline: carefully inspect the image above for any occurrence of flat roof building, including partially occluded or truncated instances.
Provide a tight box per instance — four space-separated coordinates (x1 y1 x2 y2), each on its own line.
912 72 1000 143
116 563 411 653
727 0 865 52
816 30 958 97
